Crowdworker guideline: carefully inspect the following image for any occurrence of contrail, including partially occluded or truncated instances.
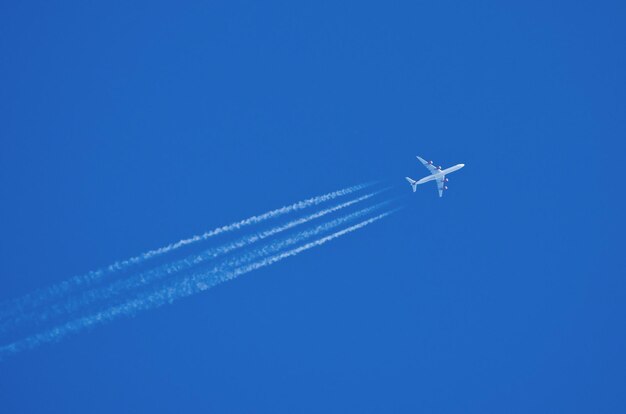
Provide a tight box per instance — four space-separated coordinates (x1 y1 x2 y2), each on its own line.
200 210 401 289
136 201 397 303
179 207 401 293
0 182 374 323
127 182 376 262
0 191 382 334
0 208 396 360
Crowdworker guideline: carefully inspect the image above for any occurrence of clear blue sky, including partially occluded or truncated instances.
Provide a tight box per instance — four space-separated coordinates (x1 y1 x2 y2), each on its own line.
1 1 624 412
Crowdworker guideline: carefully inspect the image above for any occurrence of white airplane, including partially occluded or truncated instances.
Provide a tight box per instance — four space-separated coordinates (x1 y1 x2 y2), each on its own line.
405 156 465 197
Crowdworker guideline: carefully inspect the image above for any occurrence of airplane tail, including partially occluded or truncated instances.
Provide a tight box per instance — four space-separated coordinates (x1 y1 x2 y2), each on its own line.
405 177 418 193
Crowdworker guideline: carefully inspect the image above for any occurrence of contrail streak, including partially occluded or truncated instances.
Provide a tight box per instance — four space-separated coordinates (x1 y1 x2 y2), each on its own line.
128 182 376 262
0 192 382 334
0 208 396 360
0 182 374 323
200 210 401 289
149 201 397 300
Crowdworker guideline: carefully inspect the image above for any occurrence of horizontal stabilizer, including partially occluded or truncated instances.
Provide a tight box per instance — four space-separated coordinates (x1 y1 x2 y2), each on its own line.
405 177 418 193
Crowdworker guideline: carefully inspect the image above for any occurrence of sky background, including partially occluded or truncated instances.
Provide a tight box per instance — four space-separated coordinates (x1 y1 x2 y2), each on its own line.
1 1 624 412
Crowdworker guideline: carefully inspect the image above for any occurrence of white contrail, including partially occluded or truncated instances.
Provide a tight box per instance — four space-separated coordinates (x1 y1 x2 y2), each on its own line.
126 182 376 262
0 182 374 322
179 208 401 293
200 210 400 289
0 208 396 360
154 201 397 298
0 192 382 334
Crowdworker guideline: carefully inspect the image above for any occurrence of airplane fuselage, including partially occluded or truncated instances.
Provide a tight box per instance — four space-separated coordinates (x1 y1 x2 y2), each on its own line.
416 163 465 184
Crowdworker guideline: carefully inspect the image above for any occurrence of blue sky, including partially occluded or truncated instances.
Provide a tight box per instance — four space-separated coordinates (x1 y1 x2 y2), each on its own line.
0 1 624 412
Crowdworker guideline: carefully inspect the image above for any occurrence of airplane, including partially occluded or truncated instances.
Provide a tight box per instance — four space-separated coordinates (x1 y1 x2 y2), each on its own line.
405 156 465 197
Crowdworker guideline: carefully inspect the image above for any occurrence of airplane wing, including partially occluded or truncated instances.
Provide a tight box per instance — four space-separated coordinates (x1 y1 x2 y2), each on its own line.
436 175 445 197
416 156 440 175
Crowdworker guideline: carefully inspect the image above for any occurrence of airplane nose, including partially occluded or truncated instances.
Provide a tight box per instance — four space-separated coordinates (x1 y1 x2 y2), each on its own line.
459 163 465 167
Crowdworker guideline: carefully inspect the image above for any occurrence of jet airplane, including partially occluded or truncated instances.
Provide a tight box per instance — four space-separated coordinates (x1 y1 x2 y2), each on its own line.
405 156 465 197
